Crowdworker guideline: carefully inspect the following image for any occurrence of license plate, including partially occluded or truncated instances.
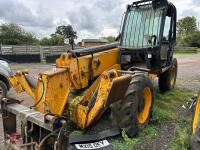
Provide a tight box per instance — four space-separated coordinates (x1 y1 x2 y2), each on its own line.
75 140 110 149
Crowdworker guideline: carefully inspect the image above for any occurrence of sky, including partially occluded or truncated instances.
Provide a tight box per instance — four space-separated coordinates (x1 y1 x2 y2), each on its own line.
0 0 199 41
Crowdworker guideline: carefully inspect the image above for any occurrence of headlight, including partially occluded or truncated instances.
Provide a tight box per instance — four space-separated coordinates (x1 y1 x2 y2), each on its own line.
0 60 11 73
0 60 9 68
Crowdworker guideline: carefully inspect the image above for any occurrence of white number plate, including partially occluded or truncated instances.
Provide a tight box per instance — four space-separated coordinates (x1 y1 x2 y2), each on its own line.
75 140 110 149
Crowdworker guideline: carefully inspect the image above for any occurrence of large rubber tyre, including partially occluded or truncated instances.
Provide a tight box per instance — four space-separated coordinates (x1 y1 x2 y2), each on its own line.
0 80 7 100
110 74 154 138
159 58 178 93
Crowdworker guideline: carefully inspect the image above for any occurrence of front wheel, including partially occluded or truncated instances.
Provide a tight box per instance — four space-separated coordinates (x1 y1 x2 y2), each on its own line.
110 74 154 137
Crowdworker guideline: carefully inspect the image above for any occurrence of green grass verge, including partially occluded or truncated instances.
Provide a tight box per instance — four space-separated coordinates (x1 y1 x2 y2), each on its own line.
112 88 193 150
174 51 197 54
155 89 193 150
153 88 192 122
112 125 158 150
174 51 198 55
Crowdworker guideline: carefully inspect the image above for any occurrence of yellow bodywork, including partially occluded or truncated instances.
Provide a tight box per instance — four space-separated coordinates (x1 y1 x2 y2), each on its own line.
56 48 120 89
193 91 200 134
9 47 131 129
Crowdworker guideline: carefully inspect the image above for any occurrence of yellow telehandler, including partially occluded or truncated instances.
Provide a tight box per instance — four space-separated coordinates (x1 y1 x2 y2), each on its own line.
1 0 177 149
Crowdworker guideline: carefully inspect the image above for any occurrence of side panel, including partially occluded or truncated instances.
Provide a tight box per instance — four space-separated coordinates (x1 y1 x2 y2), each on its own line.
36 68 71 115
92 48 120 77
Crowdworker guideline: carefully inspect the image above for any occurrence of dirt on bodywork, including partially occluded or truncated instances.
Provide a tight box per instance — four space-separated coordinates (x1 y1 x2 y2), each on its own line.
0 54 199 149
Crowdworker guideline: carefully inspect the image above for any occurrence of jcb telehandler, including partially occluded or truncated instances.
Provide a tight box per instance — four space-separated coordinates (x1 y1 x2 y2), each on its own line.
1 0 177 149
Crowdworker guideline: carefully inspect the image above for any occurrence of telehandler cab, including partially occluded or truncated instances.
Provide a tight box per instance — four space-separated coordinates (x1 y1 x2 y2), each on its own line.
1 0 177 149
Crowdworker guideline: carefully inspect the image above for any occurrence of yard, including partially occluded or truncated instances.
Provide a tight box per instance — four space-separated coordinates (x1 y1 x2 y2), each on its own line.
0 53 200 149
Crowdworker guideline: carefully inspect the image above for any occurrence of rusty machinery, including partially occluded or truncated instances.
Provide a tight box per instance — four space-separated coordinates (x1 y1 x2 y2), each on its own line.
1 0 177 149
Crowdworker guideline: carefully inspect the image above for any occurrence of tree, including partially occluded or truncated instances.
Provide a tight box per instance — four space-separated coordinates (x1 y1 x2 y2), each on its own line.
56 25 77 50
177 16 198 38
102 36 116 42
40 37 50 45
50 34 65 45
0 23 39 45
40 34 64 46
183 31 200 47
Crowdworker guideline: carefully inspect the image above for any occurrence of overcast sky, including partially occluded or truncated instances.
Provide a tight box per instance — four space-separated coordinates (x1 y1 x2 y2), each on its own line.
0 0 199 41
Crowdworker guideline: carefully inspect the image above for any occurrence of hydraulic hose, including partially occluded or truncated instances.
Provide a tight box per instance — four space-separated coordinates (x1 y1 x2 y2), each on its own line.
30 78 45 109
38 128 60 150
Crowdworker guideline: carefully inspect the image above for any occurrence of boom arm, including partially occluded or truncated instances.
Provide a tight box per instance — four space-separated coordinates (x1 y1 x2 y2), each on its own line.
9 45 126 128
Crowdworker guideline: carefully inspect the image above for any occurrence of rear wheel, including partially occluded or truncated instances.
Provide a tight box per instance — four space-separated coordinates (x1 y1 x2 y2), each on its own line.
0 80 7 100
159 58 178 92
110 74 154 137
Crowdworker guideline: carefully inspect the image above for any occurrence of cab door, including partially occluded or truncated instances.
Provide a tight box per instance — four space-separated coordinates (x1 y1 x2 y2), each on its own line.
160 5 176 66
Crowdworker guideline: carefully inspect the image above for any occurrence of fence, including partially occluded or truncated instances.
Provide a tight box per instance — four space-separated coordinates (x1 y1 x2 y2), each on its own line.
0 45 71 55
0 45 82 63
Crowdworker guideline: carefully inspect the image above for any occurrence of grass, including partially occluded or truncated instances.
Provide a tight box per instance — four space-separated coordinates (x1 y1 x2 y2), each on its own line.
155 89 193 150
169 124 191 150
112 88 193 150
174 51 198 54
112 125 158 150
153 88 192 122
174 51 199 55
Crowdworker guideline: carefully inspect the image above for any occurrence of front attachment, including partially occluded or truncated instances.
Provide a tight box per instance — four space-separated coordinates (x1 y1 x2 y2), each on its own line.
1 98 70 150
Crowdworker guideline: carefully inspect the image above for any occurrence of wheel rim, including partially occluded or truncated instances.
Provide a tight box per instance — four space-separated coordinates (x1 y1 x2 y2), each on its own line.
193 94 200 134
137 87 152 124
170 64 177 87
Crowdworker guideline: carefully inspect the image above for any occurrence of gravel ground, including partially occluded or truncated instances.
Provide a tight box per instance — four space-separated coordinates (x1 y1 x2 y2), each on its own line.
176 53 200 92
0 53 200 149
